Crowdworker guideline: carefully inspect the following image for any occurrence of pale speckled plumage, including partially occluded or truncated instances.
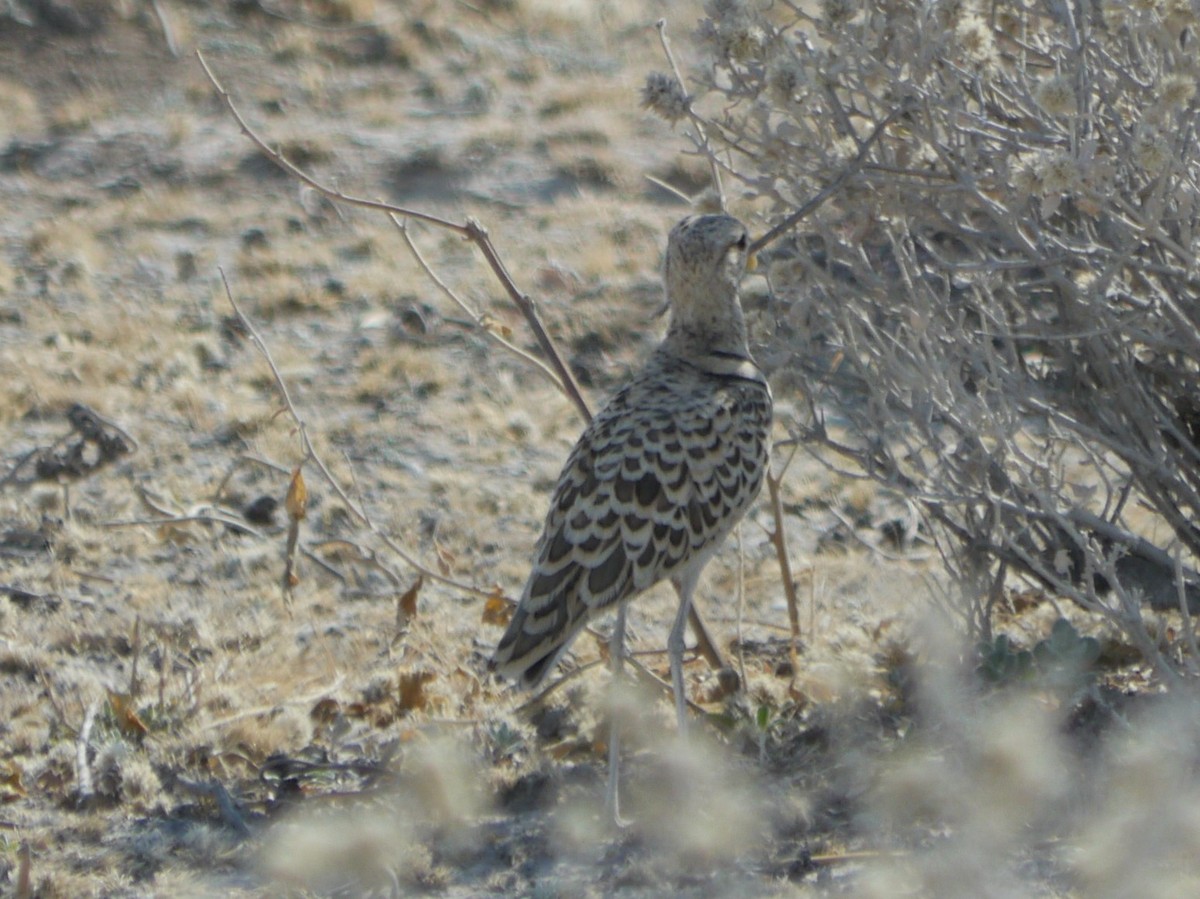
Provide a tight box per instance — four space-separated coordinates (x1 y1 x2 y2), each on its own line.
490 213 772 691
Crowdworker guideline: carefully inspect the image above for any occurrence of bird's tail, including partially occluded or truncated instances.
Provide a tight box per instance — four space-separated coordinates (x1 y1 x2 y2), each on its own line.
489 600 587 690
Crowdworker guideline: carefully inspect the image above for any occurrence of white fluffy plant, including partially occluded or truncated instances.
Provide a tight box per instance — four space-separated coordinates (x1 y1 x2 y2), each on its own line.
646 0 1200 676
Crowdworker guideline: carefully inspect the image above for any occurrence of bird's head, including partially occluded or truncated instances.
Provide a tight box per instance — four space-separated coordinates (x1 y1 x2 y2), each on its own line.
662 213 754 352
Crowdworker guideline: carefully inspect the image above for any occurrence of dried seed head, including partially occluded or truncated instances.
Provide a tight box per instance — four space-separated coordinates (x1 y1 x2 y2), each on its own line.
1035 76 1077 117
955 12 998 68
1011 156 1042 197
766 55 806 103
705 0 751 24
1160 73 1198 110
823 0 855 25
701 0 768 63
1134 130 1172 175
641 72 690 123
1037 152 1079 194
724 23 768 62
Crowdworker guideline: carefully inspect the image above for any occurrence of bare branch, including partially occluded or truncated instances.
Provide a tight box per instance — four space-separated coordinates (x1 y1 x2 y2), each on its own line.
197 50 592 424
749 101 917 255
390 216 570 398
655 19 726 208
217 269 498 600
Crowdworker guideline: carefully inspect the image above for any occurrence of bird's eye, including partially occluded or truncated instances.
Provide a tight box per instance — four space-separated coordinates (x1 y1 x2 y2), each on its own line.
735 233 748 251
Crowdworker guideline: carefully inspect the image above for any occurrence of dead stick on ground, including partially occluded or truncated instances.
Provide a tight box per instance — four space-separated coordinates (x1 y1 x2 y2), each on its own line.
200 51 729 671
75 700 98 806
15 842 31 899
103 513 263 538
200 677 347 732
128 615 142 700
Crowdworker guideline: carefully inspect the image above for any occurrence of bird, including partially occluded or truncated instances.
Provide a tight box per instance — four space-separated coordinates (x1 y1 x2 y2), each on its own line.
489 213 772 818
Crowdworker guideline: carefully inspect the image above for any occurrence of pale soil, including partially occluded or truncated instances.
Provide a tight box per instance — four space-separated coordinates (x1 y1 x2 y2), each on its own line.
0 2 1188 897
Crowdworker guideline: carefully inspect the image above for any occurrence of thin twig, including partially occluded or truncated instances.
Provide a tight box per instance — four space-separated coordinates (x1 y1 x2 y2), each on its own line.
390 216 567 394
1176 546 1200 672
217 269 495 600
212 454 290 504
130 482 262 535
197 52 461 232
306 539 404 588
200 676 347 733
150 0 179 57
175 777 253 838
766 469 801 654
461 216 593 422
655 19 725 207
826 506 922 563
128 616 142 701
515 658 609 711
515 651 708 716
15 842 30 899
197 50 593 423
100 514 263 538
749 101 915 254
735 525 747 689
36 668 75 738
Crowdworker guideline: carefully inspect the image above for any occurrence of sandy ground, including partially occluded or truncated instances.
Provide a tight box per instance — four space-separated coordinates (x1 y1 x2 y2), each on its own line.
2 2 1192 897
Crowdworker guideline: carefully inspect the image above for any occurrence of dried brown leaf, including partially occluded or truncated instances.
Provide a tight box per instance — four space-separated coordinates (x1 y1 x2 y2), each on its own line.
285 466 308 521
398 668 435 713
1 761 26 802
106 690 149 740
481 589 512 626
397 576 422 627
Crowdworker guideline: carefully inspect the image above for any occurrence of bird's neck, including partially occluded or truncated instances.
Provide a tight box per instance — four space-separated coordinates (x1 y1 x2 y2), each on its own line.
662 285 751 359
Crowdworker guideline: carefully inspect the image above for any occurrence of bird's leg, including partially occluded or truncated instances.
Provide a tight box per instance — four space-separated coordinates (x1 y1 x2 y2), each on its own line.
685 602 725 672
606 603 629 826
667 575 695 737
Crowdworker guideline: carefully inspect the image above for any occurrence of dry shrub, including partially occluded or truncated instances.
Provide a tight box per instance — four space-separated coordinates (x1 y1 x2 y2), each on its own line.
648 0 1200 674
